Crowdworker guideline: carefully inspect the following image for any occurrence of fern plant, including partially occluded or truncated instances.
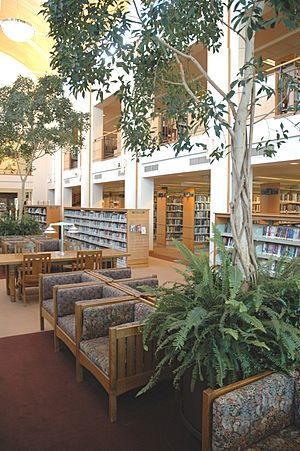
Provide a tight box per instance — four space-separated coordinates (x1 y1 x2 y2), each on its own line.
140 231 300 393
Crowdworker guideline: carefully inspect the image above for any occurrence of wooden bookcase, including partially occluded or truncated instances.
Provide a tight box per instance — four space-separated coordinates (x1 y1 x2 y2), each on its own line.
63 207 149 266
215 212 300 268
25 205 61 237
183 190 210 252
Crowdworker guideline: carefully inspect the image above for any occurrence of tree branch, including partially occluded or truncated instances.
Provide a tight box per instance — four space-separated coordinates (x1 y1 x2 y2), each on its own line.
157 36 237 120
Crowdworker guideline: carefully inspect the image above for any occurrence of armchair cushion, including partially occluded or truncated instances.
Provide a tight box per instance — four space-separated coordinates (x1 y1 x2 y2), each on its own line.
246 425 300 450
39 239 60 252
80 337 109 376
82 301 136 340
102 285 128 298
42 272 98 301
58 315 76 341
211 373 295 451
134 302 155 322
43 299 54 316
94 268 132 280
121 277 158 292
56 284 104 317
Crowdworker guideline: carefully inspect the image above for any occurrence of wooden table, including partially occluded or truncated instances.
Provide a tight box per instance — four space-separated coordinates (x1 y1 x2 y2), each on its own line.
0 249 129 302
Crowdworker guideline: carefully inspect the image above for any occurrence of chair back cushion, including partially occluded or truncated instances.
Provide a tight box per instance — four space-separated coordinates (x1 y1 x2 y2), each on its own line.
40 239 60 252
82 301 136 340
94 268 132 279
102 285 127 298
134 302 155 322
56 284 104 317
41 272 83 301
121 277 158 292
211 373 295 451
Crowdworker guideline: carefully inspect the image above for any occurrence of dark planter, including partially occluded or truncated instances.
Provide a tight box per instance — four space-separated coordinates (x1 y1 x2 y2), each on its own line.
179 369 207 441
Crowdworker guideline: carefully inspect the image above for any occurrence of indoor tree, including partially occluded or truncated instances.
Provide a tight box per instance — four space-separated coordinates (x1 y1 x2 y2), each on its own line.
42 0 300 281
0 75 89 218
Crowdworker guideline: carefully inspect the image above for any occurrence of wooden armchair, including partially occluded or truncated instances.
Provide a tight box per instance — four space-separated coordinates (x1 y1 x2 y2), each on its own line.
202 371 300 451
75 297 156 422
18 253 51 305
73 250 103 271
53 283 134 354
39 270 103 330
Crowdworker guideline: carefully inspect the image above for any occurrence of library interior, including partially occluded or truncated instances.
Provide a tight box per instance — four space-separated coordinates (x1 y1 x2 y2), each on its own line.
0 1 300 451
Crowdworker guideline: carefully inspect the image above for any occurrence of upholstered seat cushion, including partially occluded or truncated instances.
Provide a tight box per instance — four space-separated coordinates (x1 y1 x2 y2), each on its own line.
57 315 76 341
80 337 109 375
43 299 54 316
246 425 300 450
211 373 295 450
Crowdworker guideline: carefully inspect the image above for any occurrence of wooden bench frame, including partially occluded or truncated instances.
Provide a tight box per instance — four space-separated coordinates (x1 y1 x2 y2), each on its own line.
75 296 156 422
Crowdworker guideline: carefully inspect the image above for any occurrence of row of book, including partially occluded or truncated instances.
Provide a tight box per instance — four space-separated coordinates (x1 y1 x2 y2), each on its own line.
259 225 300 240
257 243 300 258
65 210 127 223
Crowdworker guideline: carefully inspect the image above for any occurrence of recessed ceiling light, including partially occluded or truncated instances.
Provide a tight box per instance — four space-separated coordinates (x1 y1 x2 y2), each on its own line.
289 162 299 165
1 18 35 42
263 59 275 66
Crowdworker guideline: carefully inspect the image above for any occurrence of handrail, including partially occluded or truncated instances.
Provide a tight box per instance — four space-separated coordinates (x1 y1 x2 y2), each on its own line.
94 129 119 143
265 56 300 73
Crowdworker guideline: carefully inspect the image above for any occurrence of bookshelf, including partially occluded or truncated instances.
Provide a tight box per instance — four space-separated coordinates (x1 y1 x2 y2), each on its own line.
280 189 300 214
63 207 149 266
25 205 61 237
166 195 183 242
182 189 210 252
215 213 300 266
194 194 210 248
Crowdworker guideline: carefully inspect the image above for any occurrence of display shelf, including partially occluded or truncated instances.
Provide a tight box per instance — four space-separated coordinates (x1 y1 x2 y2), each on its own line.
25 205 61 238
215 213 300 264
280 190 300 214
64 207 149 266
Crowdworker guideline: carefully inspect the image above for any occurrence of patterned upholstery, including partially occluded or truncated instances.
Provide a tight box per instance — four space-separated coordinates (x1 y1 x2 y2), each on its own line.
39 239 60 252
82 301 136 340
211 373 297 451
134 302 155 322
94 268 132 280
80 337 110 375
56 284 104 317
245 426 300 450
295 378 300 428
41 272 100 301
58 315 76 341
121 277 158 292
102 285 127 298
43 299 54 316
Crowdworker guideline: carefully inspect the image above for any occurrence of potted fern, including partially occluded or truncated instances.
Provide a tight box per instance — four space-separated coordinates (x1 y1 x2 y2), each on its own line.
140 235 300 438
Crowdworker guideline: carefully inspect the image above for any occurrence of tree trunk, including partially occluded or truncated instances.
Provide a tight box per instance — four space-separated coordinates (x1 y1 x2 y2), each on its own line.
229 3 265 281
18 176 27 220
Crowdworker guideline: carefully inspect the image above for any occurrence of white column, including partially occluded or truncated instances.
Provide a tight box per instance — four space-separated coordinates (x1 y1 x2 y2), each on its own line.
63 187 72 208
54 149 62 205
92 183 103 207
124 150 138 208
137 176 154 251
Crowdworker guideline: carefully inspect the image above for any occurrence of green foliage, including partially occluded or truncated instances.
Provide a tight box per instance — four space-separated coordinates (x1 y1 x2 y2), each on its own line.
139 237 300 393
0 214 42 236
42 0 300 160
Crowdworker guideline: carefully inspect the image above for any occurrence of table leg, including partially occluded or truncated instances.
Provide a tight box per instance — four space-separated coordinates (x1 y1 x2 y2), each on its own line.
8 265 16 302
5 265 10 295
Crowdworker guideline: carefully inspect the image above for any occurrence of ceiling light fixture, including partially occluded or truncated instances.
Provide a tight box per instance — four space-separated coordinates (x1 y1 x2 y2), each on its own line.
289 162 299 165
1 18 35 42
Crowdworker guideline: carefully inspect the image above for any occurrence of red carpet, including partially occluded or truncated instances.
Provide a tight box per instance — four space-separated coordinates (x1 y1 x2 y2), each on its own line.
0 331 199 451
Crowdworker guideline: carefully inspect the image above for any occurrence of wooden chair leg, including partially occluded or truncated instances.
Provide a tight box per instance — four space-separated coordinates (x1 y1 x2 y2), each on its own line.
109 393 117 422
40 315 44 331
23 287 27 307
54 333 60 352
76 361 83 383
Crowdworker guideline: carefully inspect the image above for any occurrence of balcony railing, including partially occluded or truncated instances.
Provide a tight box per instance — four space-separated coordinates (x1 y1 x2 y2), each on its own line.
93 130 121 161
278 61 300 114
